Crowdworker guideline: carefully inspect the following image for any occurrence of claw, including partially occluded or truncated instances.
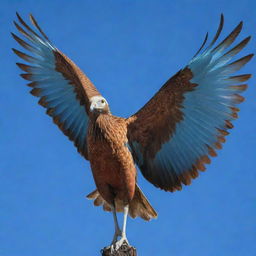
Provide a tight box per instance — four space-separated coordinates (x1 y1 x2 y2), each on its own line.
107 236 129 252
110 244 115 254
113 236 130 251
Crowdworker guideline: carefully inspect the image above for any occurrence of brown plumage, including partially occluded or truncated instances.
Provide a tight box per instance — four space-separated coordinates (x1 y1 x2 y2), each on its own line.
12 13 252 248
88 114 136 207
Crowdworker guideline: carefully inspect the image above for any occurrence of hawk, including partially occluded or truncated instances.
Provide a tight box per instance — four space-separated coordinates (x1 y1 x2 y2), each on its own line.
12 13 253 250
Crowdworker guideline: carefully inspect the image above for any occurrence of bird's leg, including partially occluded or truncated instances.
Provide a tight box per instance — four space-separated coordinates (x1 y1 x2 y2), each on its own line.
113 205 130 250
111 205 122 244
121 204 129 241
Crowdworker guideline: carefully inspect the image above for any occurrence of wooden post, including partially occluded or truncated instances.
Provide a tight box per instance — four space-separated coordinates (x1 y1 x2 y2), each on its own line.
101 241 137 256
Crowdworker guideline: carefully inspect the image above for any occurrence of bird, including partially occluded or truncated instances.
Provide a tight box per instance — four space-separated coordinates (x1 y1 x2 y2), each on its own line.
12 13 253 250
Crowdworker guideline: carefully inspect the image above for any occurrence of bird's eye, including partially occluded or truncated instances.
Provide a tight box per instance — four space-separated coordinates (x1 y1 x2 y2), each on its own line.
101 99 105 104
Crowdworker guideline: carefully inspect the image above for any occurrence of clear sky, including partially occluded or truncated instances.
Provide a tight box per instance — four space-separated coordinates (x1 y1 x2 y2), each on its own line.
1 1 255 255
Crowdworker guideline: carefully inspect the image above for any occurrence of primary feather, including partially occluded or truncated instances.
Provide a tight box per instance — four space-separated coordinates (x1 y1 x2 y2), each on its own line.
126 15 253 191
12 12 102 159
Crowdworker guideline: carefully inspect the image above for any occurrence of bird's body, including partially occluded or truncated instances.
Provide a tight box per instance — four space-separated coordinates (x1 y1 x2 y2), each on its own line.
13 13 253 250
87 114 136 206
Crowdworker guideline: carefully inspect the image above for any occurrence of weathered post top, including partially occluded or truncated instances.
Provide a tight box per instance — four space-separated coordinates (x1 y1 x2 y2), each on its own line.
101 241 137 256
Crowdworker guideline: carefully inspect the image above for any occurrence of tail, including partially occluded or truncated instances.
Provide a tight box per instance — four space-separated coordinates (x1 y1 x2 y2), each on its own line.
86 184 157 221
129 184 158 220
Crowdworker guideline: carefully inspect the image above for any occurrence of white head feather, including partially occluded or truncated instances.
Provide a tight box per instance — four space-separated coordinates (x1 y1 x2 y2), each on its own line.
90 96 108 112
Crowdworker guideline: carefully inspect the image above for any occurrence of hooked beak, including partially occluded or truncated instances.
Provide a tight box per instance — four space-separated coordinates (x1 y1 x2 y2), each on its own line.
90 103 96 112
90 103 103 113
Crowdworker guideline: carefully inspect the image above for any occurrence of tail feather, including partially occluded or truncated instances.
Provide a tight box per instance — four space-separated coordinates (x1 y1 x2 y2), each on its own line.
86 184 157 221
86 189 112 211
129 184 157 220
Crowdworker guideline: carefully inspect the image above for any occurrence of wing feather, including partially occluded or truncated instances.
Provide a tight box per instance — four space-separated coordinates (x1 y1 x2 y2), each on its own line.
127 15 253 191
13 13 102 159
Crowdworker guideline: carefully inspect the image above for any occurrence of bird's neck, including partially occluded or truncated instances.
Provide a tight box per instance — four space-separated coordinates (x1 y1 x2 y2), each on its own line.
89 113 112 141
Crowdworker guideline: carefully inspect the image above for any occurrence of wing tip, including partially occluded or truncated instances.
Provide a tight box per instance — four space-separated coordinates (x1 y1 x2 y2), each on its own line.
10 32 16 38
247 53 254 60
16 62 28 71
12 47 18 54
20 73 32 81
16 11 26 25
16 11 21 19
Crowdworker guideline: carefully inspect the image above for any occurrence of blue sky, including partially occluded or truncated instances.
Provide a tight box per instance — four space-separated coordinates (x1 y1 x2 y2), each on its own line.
1 1 256 255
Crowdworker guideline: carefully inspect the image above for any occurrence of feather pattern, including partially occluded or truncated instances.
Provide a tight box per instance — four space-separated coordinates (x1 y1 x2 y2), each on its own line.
127 15 253 191
13 13 102 159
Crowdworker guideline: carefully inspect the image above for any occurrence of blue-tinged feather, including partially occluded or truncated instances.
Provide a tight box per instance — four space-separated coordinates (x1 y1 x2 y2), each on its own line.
69 112 86 139
61 107 82 130
45 91 76 108
129 142 144 166
58 104 82 124
34 78 70 89
39 85 73 99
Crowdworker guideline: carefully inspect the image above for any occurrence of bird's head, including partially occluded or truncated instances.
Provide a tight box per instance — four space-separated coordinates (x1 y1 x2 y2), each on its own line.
89 96 110 114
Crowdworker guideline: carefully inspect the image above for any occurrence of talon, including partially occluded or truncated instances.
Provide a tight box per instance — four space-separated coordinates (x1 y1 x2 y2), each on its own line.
113 236 130 251
110 244 115 254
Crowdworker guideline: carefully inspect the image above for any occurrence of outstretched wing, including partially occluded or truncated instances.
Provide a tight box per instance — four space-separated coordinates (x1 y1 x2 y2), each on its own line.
12 13 102 160
127 15 253 191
